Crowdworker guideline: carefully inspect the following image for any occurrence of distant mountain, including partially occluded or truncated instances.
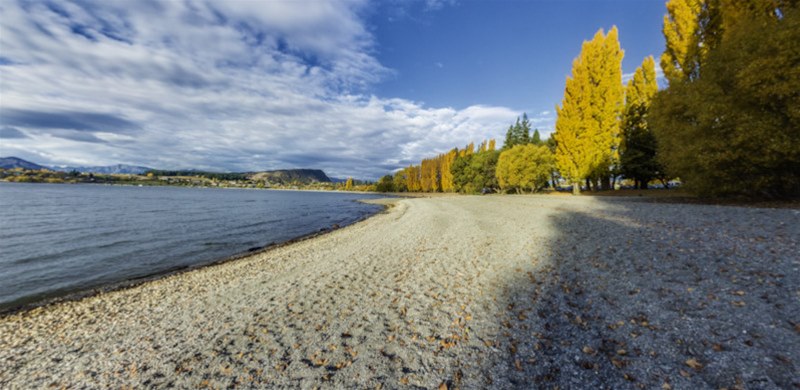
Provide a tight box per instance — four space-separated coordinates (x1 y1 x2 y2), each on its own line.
2 156 333 183
50 164 153 174
0 156 48 170
249 169 331 184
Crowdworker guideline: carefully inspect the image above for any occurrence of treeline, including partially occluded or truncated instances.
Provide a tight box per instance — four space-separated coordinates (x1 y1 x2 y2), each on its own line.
381 0 799 199
554 0 799 197
376 115 557 194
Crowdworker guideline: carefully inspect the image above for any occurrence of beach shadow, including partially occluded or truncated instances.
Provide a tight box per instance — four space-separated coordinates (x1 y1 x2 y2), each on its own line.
495 197 799 389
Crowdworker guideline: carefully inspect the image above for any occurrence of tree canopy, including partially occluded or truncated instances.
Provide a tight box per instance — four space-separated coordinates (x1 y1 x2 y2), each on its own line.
554 26 624 194
651 1 800 197
496 144 555 193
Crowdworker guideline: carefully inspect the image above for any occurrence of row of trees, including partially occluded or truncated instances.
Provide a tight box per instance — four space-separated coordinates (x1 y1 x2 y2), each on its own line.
389 140 495 193
375 120 557 194
377 0 798 198
554 0 799 197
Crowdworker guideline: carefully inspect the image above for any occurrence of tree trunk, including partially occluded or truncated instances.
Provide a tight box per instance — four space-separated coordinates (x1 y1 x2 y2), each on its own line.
601 175 611 191
585 178 592 192
573 181 581 195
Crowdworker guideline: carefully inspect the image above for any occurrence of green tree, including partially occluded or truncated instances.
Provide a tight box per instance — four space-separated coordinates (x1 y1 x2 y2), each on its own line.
621 56 663 189
496 144 555 193
530 129 542 145
554 26 624 194
451 150 500 194
393 170 408 192
503 114 533 149
503 123 516 150
375 174 395 192
651 3 800 197
518 113 532 145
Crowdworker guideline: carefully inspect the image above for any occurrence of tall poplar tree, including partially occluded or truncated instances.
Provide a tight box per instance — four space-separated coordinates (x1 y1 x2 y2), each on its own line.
621 56 661 188
440 149 458 192
554 27 624 194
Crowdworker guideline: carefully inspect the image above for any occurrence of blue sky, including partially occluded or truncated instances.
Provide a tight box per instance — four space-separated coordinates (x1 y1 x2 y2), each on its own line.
0 0 668 179
370 1 665 109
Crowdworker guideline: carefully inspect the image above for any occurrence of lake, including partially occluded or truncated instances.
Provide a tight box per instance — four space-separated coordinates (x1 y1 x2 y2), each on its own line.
0 183 385 311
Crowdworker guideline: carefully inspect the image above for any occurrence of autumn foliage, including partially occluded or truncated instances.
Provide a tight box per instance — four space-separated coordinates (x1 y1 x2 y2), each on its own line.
651 0 800 197
377 0 797 199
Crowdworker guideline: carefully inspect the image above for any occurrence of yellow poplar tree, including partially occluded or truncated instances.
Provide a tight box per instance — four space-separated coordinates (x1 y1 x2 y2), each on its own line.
344 177 354 191
661 0 703 83
420 158 435 192
440 149 458 192
554 26 624 194
404 165 421 192
621 56 661 188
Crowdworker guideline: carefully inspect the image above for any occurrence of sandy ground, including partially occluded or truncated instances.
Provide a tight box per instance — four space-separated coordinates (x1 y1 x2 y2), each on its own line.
0 196 797 389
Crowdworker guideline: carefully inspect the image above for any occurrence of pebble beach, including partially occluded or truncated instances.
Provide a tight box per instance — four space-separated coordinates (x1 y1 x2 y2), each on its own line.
1 196 797 389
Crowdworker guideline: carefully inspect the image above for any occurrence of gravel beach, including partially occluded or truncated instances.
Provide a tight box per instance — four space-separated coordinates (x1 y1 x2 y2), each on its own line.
1 196 797 389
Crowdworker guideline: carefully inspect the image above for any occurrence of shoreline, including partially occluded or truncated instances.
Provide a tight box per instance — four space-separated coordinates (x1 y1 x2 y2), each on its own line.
1 196 795 388
0 197 396 317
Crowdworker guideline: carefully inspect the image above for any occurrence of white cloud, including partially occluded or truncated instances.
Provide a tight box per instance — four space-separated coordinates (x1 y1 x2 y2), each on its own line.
0 0 519 179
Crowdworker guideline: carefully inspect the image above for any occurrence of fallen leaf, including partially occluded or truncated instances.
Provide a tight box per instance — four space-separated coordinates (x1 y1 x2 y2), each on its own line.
662 382 672 390
514 359 523 371
732 290 745 296
732 301 746 307
438 382 448 390
712 343 723 352
582 346 595 355
685 358 703 370
679 369 691 378
617 349 627 356
399 377 409 385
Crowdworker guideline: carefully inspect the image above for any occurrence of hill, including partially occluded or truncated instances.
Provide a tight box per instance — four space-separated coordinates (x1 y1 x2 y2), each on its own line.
0 157 48 171
2 156 334 185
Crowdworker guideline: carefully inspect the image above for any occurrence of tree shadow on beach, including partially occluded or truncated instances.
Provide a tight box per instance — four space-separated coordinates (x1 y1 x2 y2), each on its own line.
495 197 799 389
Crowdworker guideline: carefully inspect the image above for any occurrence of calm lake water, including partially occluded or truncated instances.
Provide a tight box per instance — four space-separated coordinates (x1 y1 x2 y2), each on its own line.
0 183 385 311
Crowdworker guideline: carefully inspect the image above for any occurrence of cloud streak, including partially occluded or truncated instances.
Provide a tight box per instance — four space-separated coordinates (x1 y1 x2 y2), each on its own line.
0 0 529 179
